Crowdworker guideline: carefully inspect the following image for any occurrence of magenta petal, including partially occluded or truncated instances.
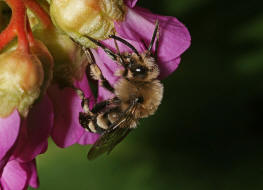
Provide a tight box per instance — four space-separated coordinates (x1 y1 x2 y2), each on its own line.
97 85 115 102
0 111 20 170
1 160 28 190
26 160 39 188
78 131 99 145
39 141 48 154
124 0 138 8
13 95 54 162
93 48 119 86
49 85 84 147
50 75 95 147
115 7 191 78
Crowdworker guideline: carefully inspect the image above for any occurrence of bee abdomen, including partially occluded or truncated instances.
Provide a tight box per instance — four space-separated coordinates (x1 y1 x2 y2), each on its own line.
96 114 111 130
79 111 119 135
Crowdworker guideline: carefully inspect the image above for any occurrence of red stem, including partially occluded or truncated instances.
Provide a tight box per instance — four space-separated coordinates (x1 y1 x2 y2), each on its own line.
24 0 53 29
0 20 16 51
4 0 29 53
26 17 35 44
0 0 53 52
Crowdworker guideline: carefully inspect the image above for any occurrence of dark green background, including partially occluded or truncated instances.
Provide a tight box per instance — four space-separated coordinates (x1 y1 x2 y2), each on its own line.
31 0 263 189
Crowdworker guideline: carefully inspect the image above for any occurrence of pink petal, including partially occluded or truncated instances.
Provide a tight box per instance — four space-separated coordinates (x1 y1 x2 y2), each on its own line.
93 48 119 86
115 7 191 78
49 86 84 147
1 160 28 190
124 0 138 8
26 160 39 188
0 111 20 171
97 85 115 102
13 96 53 162
49 74 96 147
78 131 99 145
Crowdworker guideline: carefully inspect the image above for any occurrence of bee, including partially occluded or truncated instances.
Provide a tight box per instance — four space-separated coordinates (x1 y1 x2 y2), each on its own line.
77 21 163 160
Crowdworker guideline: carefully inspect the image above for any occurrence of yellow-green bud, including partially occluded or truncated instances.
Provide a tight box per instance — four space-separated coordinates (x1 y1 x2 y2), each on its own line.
30 39 54 94
50 0 126 47
0 50 44 117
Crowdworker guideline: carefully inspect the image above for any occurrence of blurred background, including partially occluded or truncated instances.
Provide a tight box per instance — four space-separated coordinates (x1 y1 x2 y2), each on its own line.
28 0 263 189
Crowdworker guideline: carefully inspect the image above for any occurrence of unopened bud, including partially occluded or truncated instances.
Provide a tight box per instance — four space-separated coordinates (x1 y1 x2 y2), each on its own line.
30 39 54 93
0 50 44 117
50 0 126 47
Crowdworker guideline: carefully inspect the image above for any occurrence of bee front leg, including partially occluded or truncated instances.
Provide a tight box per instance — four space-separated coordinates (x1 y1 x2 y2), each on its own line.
89 62 114 93
70 37 115 93
83 48 115 94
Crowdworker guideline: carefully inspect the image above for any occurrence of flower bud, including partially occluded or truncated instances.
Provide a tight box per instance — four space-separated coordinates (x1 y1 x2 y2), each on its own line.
33 26 87 86
0 50 44 117
30 39 54 94
50 0 126 47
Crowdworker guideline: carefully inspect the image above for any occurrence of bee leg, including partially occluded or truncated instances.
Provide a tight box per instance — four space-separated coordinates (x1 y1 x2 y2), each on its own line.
82 48 115 93
89 62 115 93
91 97 120 113
85 35 118 61
70 36 117 61
75 88 96 132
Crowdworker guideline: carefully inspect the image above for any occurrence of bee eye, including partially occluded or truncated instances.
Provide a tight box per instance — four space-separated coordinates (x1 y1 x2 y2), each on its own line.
135 68 142 72
131 66 147 76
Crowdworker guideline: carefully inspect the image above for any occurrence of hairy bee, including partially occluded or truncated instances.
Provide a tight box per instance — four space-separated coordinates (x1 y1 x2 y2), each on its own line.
78 21 163 160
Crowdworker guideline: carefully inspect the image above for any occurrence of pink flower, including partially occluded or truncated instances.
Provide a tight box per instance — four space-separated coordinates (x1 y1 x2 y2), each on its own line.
49 0 191 147
48 76 99 148
0 96 53 189
1 159 38 190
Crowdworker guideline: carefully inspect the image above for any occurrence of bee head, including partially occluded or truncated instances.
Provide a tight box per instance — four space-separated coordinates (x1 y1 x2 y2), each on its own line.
119 53 159 81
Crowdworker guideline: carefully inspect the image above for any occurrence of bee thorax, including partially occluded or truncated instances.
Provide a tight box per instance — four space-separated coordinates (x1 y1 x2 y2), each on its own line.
115 78 163 118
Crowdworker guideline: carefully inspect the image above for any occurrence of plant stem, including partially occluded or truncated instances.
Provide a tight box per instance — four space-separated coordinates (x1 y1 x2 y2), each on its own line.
4 0 29 53
24 0 53 29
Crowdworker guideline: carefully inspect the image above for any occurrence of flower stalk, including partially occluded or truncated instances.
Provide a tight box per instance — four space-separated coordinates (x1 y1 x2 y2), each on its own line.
0 0 53 52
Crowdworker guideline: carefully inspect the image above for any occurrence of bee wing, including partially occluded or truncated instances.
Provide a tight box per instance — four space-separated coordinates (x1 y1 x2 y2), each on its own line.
87 99 137 160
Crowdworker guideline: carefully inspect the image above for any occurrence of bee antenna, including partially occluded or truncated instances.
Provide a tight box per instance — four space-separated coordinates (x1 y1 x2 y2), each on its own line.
113 36 125 66
148 20 159 57
109 35 142 59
